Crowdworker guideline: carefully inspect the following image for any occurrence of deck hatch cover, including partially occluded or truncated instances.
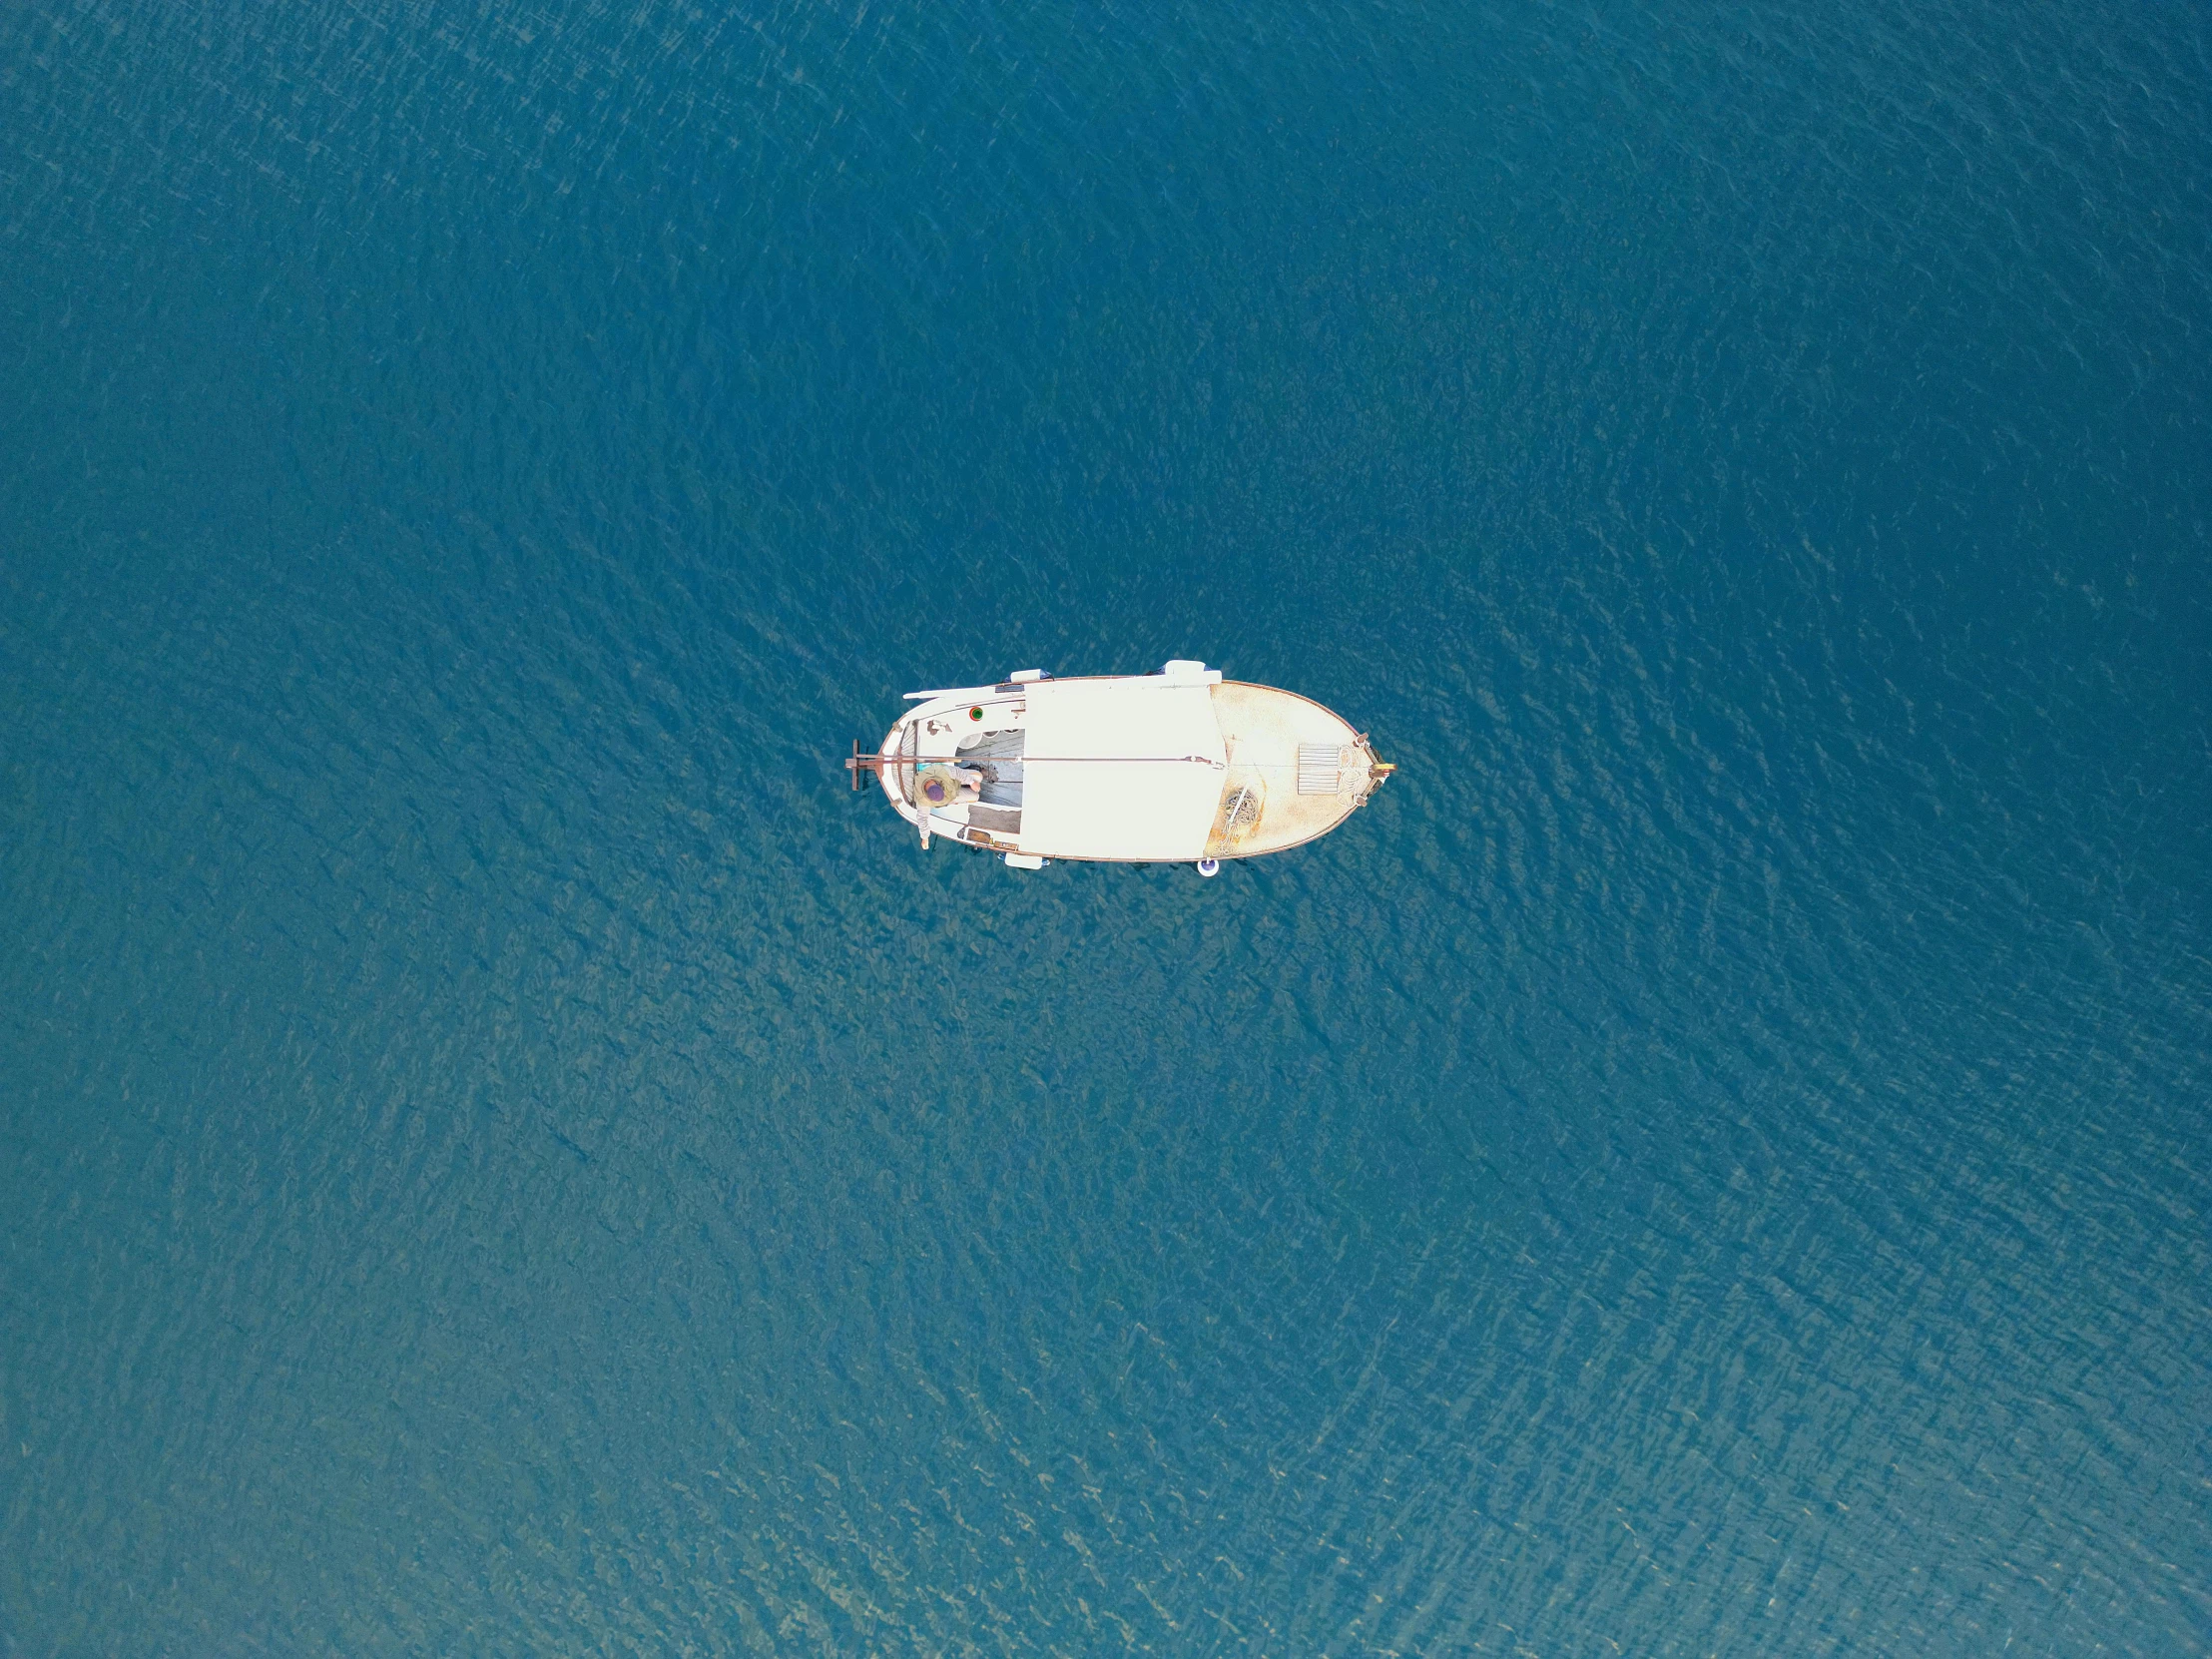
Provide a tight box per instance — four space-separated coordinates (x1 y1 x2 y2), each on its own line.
1297 744 1352 795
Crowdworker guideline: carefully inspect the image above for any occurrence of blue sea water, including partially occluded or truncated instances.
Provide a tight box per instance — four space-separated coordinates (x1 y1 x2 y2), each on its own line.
3 0 2209 1650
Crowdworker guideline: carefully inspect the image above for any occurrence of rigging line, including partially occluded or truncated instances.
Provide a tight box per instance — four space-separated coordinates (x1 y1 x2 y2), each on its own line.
866 754 1228 766
879 759 1381 770
859 760 1380 778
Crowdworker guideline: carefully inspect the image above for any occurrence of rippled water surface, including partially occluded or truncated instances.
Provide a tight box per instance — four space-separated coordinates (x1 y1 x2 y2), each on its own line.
4 0 2209 1652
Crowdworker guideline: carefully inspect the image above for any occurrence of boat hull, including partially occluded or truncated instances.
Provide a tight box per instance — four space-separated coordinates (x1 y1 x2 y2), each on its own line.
859 665 1389 865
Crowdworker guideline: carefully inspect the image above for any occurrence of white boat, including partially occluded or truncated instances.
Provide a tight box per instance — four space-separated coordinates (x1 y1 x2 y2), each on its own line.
846 661 1392 873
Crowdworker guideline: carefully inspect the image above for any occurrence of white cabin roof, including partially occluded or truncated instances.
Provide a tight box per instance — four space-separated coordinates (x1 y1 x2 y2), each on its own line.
1016 679 1227 860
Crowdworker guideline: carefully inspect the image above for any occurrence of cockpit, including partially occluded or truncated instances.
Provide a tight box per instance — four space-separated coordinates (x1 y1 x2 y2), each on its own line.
892 709 1028 846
